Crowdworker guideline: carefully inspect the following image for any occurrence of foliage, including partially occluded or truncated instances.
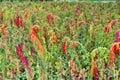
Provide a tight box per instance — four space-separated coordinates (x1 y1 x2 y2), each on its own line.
0 1 120 80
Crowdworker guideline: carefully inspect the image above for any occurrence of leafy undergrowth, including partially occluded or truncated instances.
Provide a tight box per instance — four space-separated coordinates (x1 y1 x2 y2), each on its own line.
0 1 120 80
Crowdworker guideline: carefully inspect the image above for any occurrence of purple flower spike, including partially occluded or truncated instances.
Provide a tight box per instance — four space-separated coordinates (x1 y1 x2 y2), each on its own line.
114 29 120 42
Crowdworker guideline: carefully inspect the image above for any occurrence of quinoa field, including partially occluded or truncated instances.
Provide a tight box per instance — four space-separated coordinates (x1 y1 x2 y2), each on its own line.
0 1 120 80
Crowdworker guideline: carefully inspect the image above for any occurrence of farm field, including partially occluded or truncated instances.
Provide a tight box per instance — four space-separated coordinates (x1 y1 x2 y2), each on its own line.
0 1 120 80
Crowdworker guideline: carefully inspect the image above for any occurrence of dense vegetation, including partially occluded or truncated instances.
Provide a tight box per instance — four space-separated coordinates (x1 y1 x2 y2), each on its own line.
0 1 120 80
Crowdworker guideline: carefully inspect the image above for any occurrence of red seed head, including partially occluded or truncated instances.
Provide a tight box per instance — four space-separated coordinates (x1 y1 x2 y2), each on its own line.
14 16 23 27
103 26 109 33
93 67 98 80
62 42 67 54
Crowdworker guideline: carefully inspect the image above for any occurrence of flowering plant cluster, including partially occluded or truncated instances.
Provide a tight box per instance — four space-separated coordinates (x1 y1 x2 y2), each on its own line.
0 1 119 80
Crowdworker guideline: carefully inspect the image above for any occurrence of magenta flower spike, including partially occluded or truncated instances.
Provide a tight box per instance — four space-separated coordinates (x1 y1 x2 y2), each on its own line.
15 46 23 58
14 16 23 27
20 56 28 68
93 67 98 80
74 5 80 17
114 29 120 42
15 43 32 78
